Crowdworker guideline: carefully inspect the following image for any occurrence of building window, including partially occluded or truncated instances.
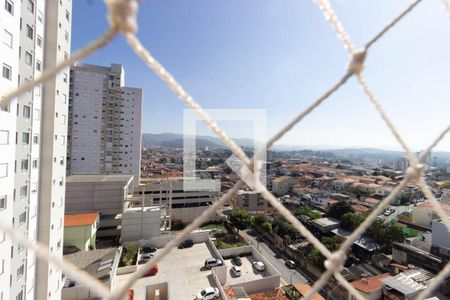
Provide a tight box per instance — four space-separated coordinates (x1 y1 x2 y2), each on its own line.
25 51 32 66
63 73 67 83
17 264 24 278
0 163 7 178
34 108 40 120
32 134 38 144
0 130 9 144
32 159 38 168
35 60 41 71
59 157 64 166
22 132 30 144
23 105 30 118
31 182 37 193
64 52 68 60
0 195 6 210
16 290 23 300
4 0 13 15
58 177 63 187
36 35 42 47
3 29 12 48
34 85 41 96
61 114 66 124
37 10 43 23
27 0 34 13
65 31 69 41
20 159 28 171
19 185 27 198
65 10 70 21
2 64 12 80
62 93 67 104
60 135 65 145
26 25 33 40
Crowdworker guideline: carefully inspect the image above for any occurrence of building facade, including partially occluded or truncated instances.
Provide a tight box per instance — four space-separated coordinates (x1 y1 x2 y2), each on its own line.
234 190 269 215
0 1 72 299
67 63 142 183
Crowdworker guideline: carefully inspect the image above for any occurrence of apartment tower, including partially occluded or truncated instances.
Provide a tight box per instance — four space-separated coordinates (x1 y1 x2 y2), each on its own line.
67 63 143 183
0 0 72 299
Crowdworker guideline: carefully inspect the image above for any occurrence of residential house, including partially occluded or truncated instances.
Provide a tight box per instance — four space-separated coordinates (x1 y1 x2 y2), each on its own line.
350 273 390 300
234 190 269 215
272 176 296 196
64 213 99 251
292 284 324 300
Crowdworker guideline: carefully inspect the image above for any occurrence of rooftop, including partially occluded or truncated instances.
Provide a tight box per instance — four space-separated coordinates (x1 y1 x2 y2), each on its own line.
64 248 119 282
381 268 434 296
415 201 450 214
311 217 340 228
352 204 370 213
64 213 99 227
292 284 325 300
351 273 390 293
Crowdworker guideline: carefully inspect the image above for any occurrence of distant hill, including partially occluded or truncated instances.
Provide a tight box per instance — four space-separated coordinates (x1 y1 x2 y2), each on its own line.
160 138 220 148
143 133 255 148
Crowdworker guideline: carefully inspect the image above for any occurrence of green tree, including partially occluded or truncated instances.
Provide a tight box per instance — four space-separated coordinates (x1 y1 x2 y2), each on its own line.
228 208 253 235
327 200 354 220
341 213 365 231
307 249 325 268
296 206 321 220
261 221 272 233
253 215 269 226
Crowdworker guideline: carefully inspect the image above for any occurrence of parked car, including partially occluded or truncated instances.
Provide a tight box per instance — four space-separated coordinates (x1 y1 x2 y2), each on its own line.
143 265 158 277
230 266 241 277
285 260 296 269
232 256 242 266
178 239 194 249
141 245 157 253
252 261 265 271
141 253 153 260
204 257 223 270
195 287 220 300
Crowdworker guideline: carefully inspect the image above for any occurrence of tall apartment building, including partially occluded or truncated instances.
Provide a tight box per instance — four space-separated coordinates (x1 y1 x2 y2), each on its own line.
67 63 143 183
0 1 72 299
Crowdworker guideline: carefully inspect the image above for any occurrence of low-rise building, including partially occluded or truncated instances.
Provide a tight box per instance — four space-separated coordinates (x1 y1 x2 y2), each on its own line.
65 175 135 237
121 206 162 242
311 217 340 234
272 176 296 196
412 201 450 229
234 190 269 215
292 284 324 300
64 213 99 251
350 273 389 300
381 268 434 300
432 217 450 249
62 247 122 300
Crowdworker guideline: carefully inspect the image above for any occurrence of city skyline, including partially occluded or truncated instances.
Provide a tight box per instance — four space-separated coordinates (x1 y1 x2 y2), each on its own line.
72 0 450 151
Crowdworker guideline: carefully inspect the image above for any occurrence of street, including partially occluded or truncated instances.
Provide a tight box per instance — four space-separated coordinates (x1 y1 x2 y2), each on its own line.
240 229 310 286
381 204 414 223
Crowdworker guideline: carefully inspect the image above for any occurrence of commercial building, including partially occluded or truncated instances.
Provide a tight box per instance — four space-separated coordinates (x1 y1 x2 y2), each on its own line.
136 178 219 224
412 201 450 229
0 1 72 299
394 157 410 172
67 63 143 182
64 213 99 251
65 174 135 237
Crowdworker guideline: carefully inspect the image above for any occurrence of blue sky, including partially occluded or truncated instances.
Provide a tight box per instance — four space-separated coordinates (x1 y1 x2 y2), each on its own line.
72 0 450 151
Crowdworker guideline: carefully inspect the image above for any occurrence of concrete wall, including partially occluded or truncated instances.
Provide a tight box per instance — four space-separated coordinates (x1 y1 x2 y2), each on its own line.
125 231 211 248
412 207 438 228
117 265 137 275
212 269 229 300
65 179 129 215
230 275 280 295
219 245 253 259
171 206 218 224
121 206 161 242
432 218 450 248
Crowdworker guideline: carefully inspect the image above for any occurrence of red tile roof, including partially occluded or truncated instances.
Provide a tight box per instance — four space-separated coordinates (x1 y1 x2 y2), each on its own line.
64 213 99 227
352 204 370 213
249 288 288 300
351 273 390 293
293 284 325 300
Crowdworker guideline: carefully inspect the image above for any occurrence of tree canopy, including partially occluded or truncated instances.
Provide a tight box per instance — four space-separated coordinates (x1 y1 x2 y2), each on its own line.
327 200 354 220
228 208 253 233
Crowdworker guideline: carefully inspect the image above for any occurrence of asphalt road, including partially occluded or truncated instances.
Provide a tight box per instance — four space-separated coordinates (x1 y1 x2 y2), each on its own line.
240 229 310 286
380 204 414 223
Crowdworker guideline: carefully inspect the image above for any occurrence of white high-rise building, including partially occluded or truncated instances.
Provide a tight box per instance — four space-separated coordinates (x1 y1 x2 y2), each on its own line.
67 63 143 183
0 1 71 299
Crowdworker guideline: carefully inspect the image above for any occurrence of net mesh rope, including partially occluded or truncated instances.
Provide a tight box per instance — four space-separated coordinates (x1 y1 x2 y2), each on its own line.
1 0 449 299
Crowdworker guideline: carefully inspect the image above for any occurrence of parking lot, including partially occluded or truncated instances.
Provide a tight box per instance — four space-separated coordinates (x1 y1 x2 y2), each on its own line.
115 243 223 300
224 255 270 285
